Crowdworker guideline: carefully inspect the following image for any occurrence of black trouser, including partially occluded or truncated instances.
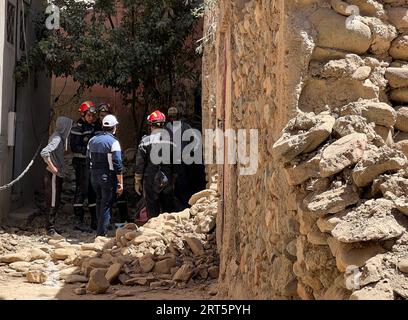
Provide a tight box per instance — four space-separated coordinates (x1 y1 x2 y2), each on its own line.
91 169 117 236
73 157 96 222
115 191 129 222
174 164 191 208
143 173 175 218
44 171 63 231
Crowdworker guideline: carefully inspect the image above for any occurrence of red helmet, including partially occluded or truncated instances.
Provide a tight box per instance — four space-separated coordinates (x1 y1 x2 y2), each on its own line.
147 110 166 125
79 101 96 114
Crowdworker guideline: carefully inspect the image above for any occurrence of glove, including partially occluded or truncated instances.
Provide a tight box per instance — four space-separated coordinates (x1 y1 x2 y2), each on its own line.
134 174 143 196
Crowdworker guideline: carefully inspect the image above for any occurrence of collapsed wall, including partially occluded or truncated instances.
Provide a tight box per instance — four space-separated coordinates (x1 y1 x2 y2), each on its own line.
203 0 408 299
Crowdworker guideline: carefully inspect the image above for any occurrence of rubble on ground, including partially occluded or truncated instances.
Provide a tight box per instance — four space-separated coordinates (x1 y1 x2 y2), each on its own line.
0 189 219 295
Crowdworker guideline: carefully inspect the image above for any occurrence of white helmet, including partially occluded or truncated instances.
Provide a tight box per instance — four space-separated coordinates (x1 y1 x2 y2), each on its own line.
102 114 119 128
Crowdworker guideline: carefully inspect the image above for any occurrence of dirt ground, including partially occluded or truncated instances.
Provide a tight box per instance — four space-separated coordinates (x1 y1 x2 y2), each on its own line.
0 277 216 300
0 214 219 300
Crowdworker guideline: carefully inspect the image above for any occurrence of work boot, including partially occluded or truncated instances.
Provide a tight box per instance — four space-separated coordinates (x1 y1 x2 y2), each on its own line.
47 227 63 239
89 206 97 231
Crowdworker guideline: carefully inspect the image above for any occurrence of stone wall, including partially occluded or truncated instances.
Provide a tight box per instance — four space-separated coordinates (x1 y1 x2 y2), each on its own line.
203 0 408 299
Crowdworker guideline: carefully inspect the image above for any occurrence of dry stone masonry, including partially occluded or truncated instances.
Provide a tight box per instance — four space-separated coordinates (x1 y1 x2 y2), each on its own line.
273 0 408 300
203 0 408 299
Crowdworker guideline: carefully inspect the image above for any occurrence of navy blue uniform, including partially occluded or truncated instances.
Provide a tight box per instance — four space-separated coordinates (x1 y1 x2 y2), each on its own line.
70 118 97 227
87 132 123 236
135 129 175 217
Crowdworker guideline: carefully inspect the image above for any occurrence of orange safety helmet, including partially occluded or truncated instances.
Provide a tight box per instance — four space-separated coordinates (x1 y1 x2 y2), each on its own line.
147 110 166 125
79 101 96 114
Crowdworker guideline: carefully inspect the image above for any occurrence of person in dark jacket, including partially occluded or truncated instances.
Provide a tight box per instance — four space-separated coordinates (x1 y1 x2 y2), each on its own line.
70 101 97 232
87 115 124 236
40 116 73 236
95 102 129 223
165 106 201 209
134 110 175 218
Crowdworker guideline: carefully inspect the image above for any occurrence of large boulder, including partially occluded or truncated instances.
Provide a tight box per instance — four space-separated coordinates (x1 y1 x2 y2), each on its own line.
272 113 335 162
340 100 397 128
385 68 408 89
319 133 367 177
395 107 408 132
86 269 110 294
303 184 360 216
387 7 408 33
284 153 321 186
352 145 407 187
332 199 405 243
390 88 408 104
333 115 382 144
335 242 386 272
390 36 408 61
310 9 372 54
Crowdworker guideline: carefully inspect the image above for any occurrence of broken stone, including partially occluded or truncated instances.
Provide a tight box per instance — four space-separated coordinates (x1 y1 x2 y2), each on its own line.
29 248 49 261
385 68 408 89
185 237 204 256
353 145 407 187
0 252 30 263
387 7 408 33
188 189 217 206
317 212 347 233
307 230 328 246
359 254 384 286
350 281 394 300
333 115 380 144
74 288 86 295
332 199 405 243
86 268 110 294
284 153 320 186
397 259 408 273
303 184 360 216
390 88 408 104
395 107 408 133
115 289 137 297
118 273 131 285
80 243 104 252
340 100 397 128
173 264 194 282
59 266 81 278
124 231 140 241
52 248 76 261
9 261 31 272
390 36 408 61
319 133 367 177
272 113 335 162
65 275 88 284
139 256 155 273
26 270 47 284
153 257 177 274
310 9 371 54
105 263 122 284
88 258 111 269
336 243 385 272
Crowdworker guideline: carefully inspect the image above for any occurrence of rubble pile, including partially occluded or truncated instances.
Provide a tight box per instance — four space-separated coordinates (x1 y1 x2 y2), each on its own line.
0 189 219 295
